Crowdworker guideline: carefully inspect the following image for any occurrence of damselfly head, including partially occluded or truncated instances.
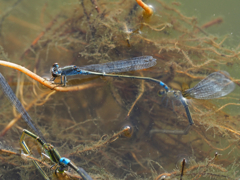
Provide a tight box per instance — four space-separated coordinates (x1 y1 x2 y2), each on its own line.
158 89 167 96
52 63 59 68
51 63 60 77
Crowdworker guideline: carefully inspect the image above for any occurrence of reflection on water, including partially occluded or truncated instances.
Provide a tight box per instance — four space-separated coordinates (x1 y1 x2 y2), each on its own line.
0 0 240 179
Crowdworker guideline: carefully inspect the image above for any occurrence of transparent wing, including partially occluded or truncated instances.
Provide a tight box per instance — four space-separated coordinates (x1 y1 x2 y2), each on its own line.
80 56 157 73
184 71 235 99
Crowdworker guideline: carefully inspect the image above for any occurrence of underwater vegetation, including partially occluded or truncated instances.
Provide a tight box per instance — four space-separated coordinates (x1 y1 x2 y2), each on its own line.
0 0 240 179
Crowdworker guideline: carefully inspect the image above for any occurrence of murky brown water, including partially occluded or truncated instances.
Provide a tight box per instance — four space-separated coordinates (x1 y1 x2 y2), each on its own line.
0 0 240 179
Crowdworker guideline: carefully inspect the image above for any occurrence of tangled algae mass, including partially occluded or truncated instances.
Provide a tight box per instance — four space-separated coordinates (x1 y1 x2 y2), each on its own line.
0 0 240 179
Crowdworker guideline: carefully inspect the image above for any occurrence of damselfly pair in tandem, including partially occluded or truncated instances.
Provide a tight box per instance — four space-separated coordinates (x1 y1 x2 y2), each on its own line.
50 56 235 135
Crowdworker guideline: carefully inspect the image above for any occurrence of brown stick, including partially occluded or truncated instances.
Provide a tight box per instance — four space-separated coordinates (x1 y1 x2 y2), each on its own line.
136 0 153 18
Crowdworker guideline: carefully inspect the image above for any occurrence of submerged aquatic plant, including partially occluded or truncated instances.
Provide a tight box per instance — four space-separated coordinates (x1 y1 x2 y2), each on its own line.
0 0 240 179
